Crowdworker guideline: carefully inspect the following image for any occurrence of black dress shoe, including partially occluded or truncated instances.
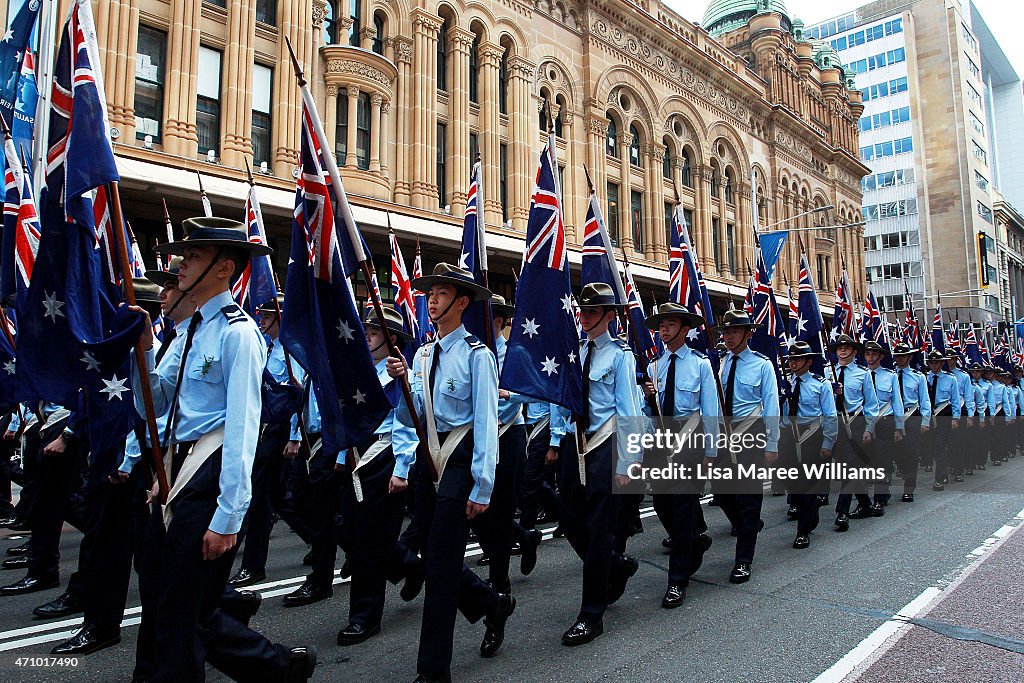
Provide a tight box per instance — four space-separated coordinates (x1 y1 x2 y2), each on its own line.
965 469 974 476
480 593 516 657
728 562 751 584
551 524 564 538
401 560 424 602
228 568 266 588
412 675 452 683
786 506 799 521
816 495 829 507
282 581 332 607
6 517 30 532
561 619 603 646
661 583 686 609
924 464 933 472
932 483 945 491
954 474 964 482
337 622 381 646
224 590 262 627
870 503 885 517
793 535 810 550
607 555 638 604
834 514 850 532
661 537 674 549
476 553 491 567
0 574 59 595
284 645 317 683
977 464 986 470
50 624 121 655
901 493 914 503
708 496 721 506
849 506 872 519
3 555 30 569
993 459 1002 466
520 529 542 576
690 533 712 575
0 516 16 528
33 590 84 619
5 539 30 556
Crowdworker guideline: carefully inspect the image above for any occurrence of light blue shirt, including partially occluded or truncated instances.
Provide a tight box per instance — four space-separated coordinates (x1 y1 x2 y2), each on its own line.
132 290 265 535
495 336 525 426
926 371 962 419
976 378 991 416
952 369 974 417
868 366 905 431
340 358 418 479
525 401 550 424
986 381 1008 417
897 366 932 420
646 345 720 457
404 324 498 505
549 332 642 474
122 332 188 474
265 337 303 384
720 348 781 452
782 372 839 450
836 361 880 434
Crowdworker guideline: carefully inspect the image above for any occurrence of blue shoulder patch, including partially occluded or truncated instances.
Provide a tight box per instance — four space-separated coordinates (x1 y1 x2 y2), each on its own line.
750 350 769 361
692 349 707 359
465 334 486 350
221 304 248 325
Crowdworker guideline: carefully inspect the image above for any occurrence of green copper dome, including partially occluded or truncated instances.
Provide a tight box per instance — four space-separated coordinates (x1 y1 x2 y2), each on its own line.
702 0 791 36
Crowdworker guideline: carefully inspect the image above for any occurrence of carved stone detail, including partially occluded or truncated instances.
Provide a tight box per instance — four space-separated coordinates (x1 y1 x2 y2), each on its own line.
325 59 392 88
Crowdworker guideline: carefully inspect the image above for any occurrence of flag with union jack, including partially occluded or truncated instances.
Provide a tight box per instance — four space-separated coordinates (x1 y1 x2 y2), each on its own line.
581 189 625 303
965 319 983 365
1 133 39 306
669 203 717 369
831 270 855 340
389 227 419 362
499 130 582 414
458 158 494 348
750 249 788 389
928 297 946 355
795 250 826 373
622 262 660 363
278 83 392 456
231 182 277 317
412 237 433 347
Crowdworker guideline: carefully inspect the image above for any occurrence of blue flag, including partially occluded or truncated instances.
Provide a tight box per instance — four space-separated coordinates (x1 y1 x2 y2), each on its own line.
0 315 15 411
500 132 583 415
0 0 40 134
458 160 492 347
11 49 36 165
279 92 392 457
757 230 789 282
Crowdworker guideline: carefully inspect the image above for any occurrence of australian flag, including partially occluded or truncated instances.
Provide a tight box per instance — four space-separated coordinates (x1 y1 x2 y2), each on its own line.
500 130 582 415
0 0 40 137
389 228 419 363
412 237 433 346
230 182 277 318
795 251 825 374
831 270 854 340
0 318 15 412
750 250 788 391
581 189 625 303
622 262 660 364
279 88 391 457
1 131 39 306
670 203 716 369
458 158 493 348
929 300 946 355
965 320 983 365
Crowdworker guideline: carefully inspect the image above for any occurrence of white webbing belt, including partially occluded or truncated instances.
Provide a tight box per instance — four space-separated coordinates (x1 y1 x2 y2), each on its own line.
420 349 472 489
351 435 392 503
162 426 225 528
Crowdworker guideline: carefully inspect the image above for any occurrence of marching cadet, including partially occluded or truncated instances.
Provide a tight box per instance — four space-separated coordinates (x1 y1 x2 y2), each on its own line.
336 306 423 646
984 367 1009 465
641 303 718 607
780 342 838 549
715 309 779 584
229 294 308 588
924 350 962 490
863 341 904 509
945 351 975 481
892 345 931 501
969 363 989 472
472 294 542 591
520 400 558 560
134 217 316 682
548 282 641 645
387 263 514 682
830 334 879 530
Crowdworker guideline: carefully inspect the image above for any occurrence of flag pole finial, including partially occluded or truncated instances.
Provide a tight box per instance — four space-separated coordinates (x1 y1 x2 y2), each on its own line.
284 37 307 87
244 157 255 186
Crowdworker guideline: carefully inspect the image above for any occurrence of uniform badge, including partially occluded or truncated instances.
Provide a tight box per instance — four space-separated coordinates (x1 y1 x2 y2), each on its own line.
446 377 457 393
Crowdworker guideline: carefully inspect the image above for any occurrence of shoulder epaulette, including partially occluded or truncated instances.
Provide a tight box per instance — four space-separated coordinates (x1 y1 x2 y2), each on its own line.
812 374 825 382
221 303 248 325
692 349 707 359
615 339 630 351
465 334 486 350
751 351 769 360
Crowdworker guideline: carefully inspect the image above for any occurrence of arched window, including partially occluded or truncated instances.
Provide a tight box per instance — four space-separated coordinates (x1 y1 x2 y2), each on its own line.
348 0 361 47
662 138 673 180
554 95 566 138
372 12 384 54
323 2 336 44
629 125 642 167
335 90 348 161
539 89 550 132
437 18 449 90
681 148 693 187
498 47 508 114
469 37 480 103
606 115 618 158
724 169 735 203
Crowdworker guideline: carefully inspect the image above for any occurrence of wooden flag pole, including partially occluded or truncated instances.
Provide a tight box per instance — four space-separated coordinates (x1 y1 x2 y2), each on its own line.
285 38 438 483
107 181 170 504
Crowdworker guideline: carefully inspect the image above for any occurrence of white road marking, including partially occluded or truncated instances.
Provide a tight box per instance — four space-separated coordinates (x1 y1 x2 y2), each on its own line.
810 505 1024 683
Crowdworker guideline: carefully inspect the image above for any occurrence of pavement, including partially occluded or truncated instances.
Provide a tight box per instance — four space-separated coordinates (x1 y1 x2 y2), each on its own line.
0 459 1022 682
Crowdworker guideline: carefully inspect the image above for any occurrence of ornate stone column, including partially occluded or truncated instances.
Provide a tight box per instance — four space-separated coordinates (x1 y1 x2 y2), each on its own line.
379 99 390 175
560 111 578 243
698 165 715 273
479 42 503 226
96 0 140 135
507 56 534 229
393 37 414 202
448 26 473 215
617 133 633 252
645 143 666 261
369 93 383 172
324 84 339 150
222 0 257 168
410 10 441 209
163 0 203 156
345 85 360 167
